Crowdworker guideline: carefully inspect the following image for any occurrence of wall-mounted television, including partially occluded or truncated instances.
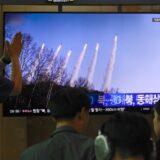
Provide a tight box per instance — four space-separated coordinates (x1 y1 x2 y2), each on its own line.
3 12 160 116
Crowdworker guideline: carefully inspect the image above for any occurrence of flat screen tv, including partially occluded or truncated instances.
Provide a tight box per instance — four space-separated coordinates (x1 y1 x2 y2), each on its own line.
3 12 160 116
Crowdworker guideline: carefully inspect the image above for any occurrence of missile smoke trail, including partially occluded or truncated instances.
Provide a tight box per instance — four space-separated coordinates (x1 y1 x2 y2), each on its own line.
102 35 118 92
46 82 54 108
26 43 45 107
46 44 62 76
56 50 72 84
86 43 99 87
45 45 62 108
27 43 45 83
70 44 88 87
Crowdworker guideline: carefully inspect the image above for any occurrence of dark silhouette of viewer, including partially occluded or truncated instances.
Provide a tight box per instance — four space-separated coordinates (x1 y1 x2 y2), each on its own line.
21 87 96 160
0 32 23 102
95 112 153 160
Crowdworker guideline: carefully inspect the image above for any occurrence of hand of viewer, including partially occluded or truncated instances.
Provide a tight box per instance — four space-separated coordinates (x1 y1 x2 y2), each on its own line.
8 32 23 58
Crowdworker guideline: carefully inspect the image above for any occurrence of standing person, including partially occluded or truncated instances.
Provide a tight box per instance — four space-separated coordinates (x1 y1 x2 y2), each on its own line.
0 32 23 102
21 87 96 160
95 112 153 160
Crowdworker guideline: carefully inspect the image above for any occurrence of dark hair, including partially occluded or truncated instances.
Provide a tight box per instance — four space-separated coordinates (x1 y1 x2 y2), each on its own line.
49 87 90 119
154 100 160 115
100 112 153 160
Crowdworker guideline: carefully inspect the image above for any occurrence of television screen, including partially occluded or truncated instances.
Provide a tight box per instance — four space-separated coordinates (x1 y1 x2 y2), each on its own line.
3 12 160 116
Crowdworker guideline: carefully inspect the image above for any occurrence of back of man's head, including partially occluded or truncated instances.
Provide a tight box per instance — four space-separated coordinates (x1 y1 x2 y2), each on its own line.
49 87 90 120
95 112 153 160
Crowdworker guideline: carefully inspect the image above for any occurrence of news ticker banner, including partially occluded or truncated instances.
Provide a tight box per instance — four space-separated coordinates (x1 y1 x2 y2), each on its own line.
90 93 160 107
5 93 160 115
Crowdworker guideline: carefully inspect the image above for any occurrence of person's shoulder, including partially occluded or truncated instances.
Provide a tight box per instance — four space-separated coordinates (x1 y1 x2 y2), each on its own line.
21 139 51 160
75 132 94 141
74 133 96 160
71 132 95 148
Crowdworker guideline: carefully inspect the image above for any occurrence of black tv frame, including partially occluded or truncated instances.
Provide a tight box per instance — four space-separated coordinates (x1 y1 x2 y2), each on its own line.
1 0 160 5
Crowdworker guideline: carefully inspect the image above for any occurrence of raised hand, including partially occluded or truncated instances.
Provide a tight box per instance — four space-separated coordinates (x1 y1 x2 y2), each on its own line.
9 32 23 58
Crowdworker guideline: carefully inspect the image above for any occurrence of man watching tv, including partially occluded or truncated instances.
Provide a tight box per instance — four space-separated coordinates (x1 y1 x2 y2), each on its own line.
21 87 96 160
0 32 23 102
